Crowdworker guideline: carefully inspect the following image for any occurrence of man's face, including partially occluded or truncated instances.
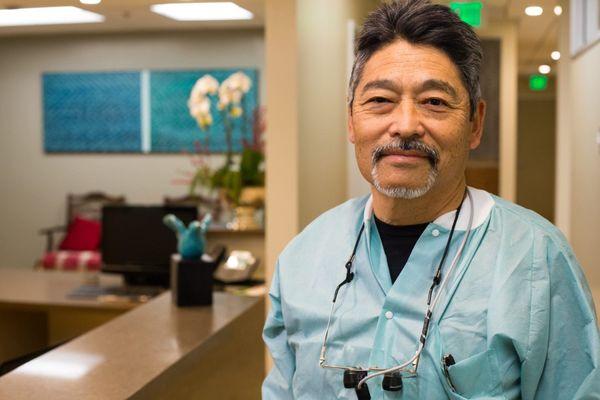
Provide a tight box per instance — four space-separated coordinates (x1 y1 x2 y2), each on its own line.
348 39 484 199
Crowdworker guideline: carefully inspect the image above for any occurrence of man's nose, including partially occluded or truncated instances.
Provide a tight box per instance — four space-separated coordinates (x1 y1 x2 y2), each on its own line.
387 101 425 138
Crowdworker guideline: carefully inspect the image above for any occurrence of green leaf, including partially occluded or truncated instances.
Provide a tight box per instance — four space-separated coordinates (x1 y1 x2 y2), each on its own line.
239 148 264 186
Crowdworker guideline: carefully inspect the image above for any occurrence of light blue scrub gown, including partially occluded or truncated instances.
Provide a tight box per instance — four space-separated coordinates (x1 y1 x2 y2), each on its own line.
262 187 600 399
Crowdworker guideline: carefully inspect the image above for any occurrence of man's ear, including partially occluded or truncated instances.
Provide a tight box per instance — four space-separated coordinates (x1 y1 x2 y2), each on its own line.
469 100 486 150
348 108 356 144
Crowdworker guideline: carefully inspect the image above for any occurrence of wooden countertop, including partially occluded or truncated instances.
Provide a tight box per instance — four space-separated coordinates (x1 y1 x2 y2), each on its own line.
0 289 263 399
0 269 135 311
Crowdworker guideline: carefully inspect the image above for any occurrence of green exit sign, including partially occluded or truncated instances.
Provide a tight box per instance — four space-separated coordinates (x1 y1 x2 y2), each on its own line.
450 1 483 28
529 74 548 91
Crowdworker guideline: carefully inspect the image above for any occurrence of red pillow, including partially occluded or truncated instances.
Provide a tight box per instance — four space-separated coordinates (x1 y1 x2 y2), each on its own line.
59 216 102 251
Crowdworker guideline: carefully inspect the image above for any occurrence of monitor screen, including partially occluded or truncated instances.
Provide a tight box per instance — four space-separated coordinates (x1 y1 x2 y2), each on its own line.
101 205 198 272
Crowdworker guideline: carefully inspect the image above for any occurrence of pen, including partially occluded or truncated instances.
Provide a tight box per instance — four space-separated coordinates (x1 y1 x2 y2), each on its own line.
442 354 456 392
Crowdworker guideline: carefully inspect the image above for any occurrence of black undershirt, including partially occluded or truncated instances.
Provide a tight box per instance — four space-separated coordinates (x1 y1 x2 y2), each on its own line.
374 215 429 284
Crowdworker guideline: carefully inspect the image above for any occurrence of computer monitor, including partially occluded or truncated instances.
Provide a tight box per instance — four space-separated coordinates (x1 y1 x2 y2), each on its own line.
101 205 198 287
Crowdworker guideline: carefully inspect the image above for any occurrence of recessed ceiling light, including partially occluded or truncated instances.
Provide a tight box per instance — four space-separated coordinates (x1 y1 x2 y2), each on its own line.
0 6 104 27
525 6 544 16
538 64 551 74
150 2 253 21
80 0 101 4
551 51 561 61
553 5 563 16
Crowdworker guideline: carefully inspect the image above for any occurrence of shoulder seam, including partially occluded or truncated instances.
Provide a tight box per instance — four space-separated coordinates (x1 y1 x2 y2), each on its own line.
494 200 568 251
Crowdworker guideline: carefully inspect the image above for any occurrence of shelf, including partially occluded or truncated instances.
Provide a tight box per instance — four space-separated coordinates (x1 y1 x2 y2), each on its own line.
207 227 264 235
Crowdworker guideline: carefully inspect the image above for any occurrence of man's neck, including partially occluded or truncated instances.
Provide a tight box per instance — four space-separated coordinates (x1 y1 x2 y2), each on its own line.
371 179 467 226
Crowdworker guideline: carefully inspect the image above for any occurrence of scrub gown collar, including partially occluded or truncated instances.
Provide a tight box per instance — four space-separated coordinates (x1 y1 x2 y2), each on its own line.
362 186 494 231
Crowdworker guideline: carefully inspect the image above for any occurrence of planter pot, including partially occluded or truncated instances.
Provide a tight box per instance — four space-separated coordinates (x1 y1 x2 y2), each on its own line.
232 206 260 230
239 186 265 207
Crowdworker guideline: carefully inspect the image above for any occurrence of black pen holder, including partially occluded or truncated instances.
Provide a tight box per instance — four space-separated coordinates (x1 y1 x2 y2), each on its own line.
170 254 213 306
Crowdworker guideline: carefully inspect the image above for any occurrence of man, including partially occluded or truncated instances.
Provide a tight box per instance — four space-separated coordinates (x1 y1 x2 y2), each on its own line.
263 1 600 399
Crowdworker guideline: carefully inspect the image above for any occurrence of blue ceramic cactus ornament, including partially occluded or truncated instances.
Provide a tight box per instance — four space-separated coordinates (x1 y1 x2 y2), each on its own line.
163 213 212 260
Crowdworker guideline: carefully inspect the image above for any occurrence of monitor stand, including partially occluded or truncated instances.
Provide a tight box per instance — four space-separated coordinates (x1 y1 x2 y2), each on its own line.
102 263 170 288
123 271 170 288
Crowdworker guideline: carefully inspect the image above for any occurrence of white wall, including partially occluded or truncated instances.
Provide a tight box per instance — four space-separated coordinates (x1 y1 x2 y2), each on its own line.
555 4 600 300
297 0 376 227
477 21 519 202
0 29 264 268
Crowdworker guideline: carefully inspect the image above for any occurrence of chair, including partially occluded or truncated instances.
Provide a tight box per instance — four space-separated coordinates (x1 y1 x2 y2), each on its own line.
38 192 126 271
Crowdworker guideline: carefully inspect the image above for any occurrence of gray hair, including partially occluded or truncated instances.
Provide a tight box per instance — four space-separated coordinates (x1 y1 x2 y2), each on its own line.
348 0 483 118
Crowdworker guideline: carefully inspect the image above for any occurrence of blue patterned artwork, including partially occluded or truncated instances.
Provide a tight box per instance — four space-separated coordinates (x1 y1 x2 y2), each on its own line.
41 68 259 154
150 69 259 153
43 72 142 152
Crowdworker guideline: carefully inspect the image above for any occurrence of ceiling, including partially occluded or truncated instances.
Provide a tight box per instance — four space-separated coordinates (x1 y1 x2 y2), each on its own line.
486 0 562 75
0 0 560 75
0 0 265 35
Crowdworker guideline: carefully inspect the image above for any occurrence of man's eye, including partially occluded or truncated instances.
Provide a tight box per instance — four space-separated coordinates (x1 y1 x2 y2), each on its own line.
368 97 390 104
425 98 447 107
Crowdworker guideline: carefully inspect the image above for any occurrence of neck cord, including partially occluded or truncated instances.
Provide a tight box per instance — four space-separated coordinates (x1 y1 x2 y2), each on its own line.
334 191 465 305
421 191 465 345
332 224 365 303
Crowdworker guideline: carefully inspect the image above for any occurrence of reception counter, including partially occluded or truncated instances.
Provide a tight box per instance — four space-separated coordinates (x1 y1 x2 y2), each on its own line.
0 270 265 399
0 269 137 364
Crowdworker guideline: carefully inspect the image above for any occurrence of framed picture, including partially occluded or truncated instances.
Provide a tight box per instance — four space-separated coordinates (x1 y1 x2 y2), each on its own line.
150 69 259 153
42 68 259 154
43 72 142 153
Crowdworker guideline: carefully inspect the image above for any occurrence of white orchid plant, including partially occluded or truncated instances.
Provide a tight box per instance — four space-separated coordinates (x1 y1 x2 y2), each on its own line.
185 71 259 205
188 71 252 130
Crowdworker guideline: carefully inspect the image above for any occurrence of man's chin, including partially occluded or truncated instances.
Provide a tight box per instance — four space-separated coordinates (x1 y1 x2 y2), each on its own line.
373 183 429 199
370 163 438 199
375 180 428 191
371 172 438 199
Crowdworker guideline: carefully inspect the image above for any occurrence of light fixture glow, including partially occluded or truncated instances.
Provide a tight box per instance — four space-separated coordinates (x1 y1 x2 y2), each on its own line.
0 6 104 27
530 74 548 91
551 51 561 60
525 6 544 16
150 2 253 21
553 5 563 15
538 64 551 74
80 0 102 4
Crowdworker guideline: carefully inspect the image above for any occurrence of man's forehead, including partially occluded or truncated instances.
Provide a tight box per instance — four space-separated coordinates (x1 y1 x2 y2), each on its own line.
358 39 465 93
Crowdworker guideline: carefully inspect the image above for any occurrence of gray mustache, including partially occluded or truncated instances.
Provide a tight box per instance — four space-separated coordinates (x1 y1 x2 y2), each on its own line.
371 139 439 169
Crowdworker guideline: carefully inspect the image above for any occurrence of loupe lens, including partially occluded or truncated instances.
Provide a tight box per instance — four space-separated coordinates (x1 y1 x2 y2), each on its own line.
343 369 367 388
382 372 403 391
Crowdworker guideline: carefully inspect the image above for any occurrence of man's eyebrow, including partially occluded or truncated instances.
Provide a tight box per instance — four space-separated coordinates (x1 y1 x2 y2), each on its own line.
360 79 400 95
419 79 459 99
360 78 459 100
